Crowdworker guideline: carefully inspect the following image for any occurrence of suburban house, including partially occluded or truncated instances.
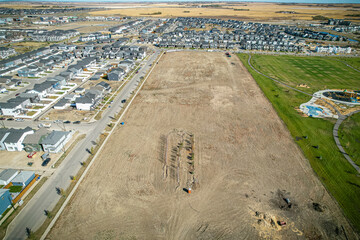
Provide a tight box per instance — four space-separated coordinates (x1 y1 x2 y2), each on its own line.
22 128 51 152
11 171 35 187
41 130 72 153
0 189 12 216
2 127 34 151
18 93 40 103
75 87 103 111
0 47 16 59
17 65 41 78
96 81 111 92
59 71 73 81
0 169 19 185
27 81 54 98
118 59 134 72
0 97 31 117
0 129 10 151
108 68 125 81
53 98 70 110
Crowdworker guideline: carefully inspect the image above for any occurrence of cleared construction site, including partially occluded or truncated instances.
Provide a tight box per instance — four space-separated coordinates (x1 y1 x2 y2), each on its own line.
47 52 355 240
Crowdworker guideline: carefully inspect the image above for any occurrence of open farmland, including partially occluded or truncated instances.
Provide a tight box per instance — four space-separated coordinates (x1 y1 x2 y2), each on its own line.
48 52 355 240
89 2 360 21
238 53 360 233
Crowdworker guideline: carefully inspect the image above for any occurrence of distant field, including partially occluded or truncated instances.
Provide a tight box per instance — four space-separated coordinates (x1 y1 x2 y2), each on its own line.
238 53 360 233
43 21 120 33
249 55 360 94
90 2 360 21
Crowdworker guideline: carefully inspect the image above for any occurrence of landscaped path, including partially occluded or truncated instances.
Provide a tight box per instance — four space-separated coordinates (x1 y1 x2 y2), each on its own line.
246 53 360 174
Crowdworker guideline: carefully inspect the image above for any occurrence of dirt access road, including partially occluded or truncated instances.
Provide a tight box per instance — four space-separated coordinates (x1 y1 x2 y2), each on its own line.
48 52 355 240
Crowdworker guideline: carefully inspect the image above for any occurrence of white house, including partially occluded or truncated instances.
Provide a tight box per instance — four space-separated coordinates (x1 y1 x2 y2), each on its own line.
0 169 19 185
3 127 34 151
41 131 72 153
0 129 10 151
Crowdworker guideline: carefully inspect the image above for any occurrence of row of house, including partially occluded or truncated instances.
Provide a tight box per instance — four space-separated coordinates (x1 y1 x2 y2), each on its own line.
0 47 16 59
75 81 111 110
0 169 36 216
315 45 352 54
285 28 350 42
140 17 305 52
28 29 79 42
0 127 72 153
0 47 52 73
79 32 111 42
0 7 91 16
50 42 147 61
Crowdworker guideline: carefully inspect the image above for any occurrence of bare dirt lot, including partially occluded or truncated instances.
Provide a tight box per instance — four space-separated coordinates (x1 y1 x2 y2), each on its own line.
48 52 355 240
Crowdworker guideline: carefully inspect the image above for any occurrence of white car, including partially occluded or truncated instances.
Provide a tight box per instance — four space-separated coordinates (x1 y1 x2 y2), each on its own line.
15 118 24 122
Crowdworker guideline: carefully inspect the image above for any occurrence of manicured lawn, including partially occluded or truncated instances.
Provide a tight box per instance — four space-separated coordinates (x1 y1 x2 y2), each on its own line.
338 57 360 69
339 113 360 167
32 106 44 109
248 54 359 94
9 185 23 193
238 53 360 232
27 111 37 116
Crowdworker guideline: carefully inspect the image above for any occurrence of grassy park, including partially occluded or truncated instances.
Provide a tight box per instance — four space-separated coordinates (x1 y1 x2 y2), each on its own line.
339 113 360 166
237 53 360 232
247 54 359 94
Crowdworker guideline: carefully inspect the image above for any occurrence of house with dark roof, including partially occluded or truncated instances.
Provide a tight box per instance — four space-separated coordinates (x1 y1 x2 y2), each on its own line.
108 68 124 81
96 81 111 92
17 65 41 77
0 169 19 185
23 128 50 152
41 130 72 153
0 129 10 151
75 87 103 111
0 97 30 117
2 127 34 151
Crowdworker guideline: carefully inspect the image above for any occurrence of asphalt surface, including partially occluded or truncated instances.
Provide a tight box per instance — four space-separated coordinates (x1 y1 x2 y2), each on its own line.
4 49 160 240
333 110 360 174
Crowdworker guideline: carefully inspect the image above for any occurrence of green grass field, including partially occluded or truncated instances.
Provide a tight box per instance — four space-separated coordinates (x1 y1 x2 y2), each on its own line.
339 113 360 167
249 55 359 94
338 57 360 70
237 53 360 233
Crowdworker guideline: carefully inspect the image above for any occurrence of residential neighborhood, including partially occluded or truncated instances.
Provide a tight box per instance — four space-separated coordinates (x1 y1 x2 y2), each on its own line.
0 3 359 240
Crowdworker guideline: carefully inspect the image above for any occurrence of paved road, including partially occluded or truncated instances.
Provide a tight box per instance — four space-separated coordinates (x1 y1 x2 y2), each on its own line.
246 53 360 174
333 110 360 174
4 50 160 240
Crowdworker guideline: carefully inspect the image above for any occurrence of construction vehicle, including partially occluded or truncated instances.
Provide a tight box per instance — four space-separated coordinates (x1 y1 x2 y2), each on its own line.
278 221 287 226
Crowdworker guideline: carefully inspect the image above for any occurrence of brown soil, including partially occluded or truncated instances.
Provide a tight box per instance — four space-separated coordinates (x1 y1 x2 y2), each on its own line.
48 52 355 240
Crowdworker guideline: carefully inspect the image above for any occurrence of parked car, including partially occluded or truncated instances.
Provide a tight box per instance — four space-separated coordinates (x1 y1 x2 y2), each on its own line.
15 93 20 96
42 158 51 167
121 99 126 103
73 121 81 124
63 120 71 124
27 151 37 158
0 117 5 120
15 118 24 122
7 118 14 121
